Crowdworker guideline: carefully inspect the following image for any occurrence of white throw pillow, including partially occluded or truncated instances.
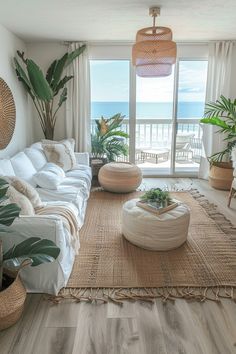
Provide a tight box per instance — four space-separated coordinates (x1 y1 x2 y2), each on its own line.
42 162 65 178
42 140 76 172
3 185 35 216
6 176 43 208
33 170 64 190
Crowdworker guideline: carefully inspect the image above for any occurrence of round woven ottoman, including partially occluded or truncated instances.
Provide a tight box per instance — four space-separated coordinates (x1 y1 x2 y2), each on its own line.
122 199 190 251
98 162 142 193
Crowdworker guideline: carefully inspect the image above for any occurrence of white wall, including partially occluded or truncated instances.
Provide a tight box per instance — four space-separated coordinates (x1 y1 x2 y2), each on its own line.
0 24 33 158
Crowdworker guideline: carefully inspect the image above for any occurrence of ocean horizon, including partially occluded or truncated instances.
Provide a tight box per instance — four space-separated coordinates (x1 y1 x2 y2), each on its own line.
91 101 205 119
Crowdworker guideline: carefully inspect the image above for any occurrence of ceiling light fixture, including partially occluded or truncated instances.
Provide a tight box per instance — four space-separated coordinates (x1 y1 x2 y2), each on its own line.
132 7 177 77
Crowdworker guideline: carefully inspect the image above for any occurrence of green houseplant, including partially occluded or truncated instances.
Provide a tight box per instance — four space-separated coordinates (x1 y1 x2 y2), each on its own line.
14 46 86 139
140 188 171 208
91 113 129 162
0 178 60 330
200 95 235 190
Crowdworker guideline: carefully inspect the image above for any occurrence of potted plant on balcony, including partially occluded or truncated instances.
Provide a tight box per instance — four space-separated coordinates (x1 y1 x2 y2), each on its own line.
0 178 60 330
200 95 236 190
90 113 129 179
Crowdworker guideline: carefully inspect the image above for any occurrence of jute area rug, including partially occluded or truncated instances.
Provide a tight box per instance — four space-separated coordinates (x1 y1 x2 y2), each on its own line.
54 190 236 303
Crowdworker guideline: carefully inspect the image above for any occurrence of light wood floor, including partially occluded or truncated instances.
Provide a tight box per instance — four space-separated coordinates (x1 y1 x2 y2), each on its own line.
1 178 236 354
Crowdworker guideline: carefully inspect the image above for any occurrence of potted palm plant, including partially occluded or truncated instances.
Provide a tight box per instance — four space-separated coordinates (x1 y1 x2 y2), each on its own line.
91 113 129 178
14 46 86 139
200 95 236 190
0 178 60 330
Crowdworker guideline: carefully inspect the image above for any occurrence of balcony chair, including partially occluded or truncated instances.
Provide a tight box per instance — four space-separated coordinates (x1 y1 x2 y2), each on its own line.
175 133 195 161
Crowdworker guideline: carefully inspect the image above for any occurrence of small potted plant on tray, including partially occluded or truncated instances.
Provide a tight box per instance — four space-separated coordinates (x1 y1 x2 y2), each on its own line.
200 95 236 190
0 178 60 330
137 188 179 215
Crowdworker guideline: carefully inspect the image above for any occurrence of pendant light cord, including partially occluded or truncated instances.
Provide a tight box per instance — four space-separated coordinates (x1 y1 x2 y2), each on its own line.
152 13 157 34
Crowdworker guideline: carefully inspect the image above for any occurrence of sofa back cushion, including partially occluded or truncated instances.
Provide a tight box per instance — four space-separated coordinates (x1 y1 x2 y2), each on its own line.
10 152 37 183
25 147 47 171
0 159 15 176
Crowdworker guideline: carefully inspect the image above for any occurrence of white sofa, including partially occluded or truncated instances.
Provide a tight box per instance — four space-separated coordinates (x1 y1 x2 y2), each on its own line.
0 142 92 295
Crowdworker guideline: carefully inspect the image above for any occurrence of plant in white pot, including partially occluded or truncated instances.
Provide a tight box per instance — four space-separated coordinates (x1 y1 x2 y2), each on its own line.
200 95 236 190
0 178 60 330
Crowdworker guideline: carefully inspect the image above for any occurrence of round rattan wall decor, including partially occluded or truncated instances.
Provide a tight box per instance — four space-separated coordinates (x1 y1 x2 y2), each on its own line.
0 78 16 149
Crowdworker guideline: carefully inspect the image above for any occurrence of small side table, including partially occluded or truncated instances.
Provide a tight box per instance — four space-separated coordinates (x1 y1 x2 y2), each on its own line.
90 157 108 186
141 148 169 164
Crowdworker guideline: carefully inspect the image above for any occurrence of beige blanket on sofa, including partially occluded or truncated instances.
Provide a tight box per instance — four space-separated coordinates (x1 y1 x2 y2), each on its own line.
36 204 80 253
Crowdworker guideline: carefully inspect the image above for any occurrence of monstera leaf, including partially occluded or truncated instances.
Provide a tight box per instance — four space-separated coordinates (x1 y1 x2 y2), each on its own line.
3 237 60 269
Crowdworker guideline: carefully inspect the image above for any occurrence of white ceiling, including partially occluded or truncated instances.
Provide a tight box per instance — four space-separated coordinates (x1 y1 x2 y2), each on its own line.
0 0 236 42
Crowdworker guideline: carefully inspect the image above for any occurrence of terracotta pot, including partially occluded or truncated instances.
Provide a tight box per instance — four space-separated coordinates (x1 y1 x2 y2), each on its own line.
209 162 233 191
0 273 26 331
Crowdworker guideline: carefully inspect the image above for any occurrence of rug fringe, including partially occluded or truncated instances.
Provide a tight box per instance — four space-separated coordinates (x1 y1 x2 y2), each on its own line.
47 286 236 305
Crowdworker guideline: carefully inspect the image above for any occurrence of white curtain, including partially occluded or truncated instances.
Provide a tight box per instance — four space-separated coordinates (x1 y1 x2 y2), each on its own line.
65 43 91 152
199 41 233 179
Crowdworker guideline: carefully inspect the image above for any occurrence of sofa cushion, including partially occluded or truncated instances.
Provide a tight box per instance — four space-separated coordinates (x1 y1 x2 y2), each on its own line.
10 152 37 183
66 164 92 179
0 159 15 176
61 177 90 199
65 165 92 187
24 147 48 171
42 140 76 172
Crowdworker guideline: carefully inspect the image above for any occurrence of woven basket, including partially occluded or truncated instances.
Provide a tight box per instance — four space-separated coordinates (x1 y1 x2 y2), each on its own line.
0 271 27 331
0 78 16 150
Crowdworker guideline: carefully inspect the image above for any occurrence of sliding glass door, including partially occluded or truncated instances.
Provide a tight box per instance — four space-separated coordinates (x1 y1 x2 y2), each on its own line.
135 70 175 174
174 60 208 174
90 58 208 176
90 60 130 160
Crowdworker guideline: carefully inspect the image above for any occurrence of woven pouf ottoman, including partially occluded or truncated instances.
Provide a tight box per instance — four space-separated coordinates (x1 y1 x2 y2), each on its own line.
98 162 142 193
122 199 190 251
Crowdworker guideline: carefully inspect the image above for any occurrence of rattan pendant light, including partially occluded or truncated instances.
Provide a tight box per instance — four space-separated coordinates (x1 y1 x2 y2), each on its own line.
132 7 177 77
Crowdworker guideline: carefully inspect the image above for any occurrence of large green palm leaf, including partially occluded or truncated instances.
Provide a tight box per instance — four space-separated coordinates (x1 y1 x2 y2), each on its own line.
201 95 236 162
14 47 86 139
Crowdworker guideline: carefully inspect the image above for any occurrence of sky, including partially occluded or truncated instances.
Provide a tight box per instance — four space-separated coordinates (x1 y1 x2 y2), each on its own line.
90 60 208 103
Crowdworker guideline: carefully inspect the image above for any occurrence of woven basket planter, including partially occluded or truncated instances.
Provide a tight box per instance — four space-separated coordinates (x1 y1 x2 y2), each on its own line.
0 272 26 331
209 162 233 191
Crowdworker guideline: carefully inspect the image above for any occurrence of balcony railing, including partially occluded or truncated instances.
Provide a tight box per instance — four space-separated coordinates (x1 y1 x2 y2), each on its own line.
91 118 202 164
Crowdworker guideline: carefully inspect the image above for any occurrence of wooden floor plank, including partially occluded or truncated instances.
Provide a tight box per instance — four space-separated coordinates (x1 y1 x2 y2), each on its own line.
72 302 107 354
106 317 142 354
33 327 77 354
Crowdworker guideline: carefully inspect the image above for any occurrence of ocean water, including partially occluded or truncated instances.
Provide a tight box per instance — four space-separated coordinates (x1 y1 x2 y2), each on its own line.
91 101 205 119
